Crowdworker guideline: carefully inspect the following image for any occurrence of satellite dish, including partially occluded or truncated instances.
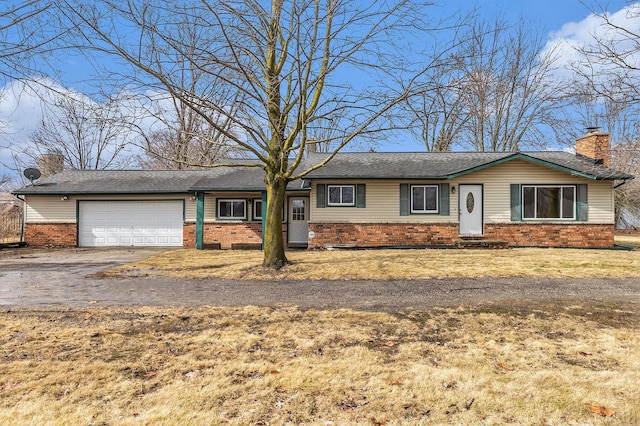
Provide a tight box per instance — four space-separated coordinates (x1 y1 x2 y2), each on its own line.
24 168 42 185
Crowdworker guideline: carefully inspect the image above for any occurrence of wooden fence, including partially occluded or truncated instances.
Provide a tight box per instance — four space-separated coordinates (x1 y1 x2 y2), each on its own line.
0 210 22 243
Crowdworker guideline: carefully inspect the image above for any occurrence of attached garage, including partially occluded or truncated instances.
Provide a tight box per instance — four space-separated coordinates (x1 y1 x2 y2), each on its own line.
78 200 184 247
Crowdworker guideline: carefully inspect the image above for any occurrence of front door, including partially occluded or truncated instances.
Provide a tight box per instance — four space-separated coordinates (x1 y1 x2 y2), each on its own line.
459 184 483 235
288 197 309 245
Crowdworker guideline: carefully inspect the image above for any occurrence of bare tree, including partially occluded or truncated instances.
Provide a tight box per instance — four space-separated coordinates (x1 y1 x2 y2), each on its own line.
402 55 470 152
568 3 640 226
0 1 53 82
458 17 566 151
55 0 435 268
0 174 12 190
1 1 55 138
13 93 132 171
399 13 474 152
135 83 245 169
402 15 566 152
576 3 640 103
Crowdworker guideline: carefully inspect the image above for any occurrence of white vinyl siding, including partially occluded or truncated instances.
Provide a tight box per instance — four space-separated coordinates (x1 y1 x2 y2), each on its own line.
24 194 196 223
455 159 614 224
310 159 615 224
203 193 268 222
312 180 455 224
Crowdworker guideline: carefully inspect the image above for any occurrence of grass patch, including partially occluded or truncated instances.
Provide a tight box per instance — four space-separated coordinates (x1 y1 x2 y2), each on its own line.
615 233 640 249
1 304 638 425
107 245 640 280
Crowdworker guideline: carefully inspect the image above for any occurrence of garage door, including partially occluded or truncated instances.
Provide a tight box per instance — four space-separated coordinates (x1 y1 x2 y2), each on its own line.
79 201 184 247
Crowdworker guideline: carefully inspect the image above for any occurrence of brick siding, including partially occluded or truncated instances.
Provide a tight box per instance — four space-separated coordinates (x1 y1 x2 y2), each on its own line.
24 223 76 247
184 222 289 249
203 222 262 249
24 221 615 249
484 223 614 248
308 223 459 248
183 223 196 248
309 222 615 249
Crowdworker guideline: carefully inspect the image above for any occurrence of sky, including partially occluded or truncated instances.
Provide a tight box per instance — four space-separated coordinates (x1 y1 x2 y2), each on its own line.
0 0 637 182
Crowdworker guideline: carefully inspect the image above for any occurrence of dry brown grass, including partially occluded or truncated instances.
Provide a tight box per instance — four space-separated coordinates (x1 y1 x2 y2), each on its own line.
1 304 638 425
108 245 640 280
615 233 640 249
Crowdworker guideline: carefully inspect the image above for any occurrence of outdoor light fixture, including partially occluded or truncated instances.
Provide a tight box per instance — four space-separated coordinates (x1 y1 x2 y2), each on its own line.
61 195 68 201
451 186 456 194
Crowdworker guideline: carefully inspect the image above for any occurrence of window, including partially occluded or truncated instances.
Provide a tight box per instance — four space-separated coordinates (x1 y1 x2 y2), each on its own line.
328 185 355 206
253 199 263 221
291 199 306 221
522 185 575 220
218 199 246 220
252 199 286 221
411 185 439 213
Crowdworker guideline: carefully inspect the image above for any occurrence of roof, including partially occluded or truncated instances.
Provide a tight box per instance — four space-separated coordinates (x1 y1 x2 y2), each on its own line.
12 169 216 195
12 166 306 195
304 151 634 181
190 166 307 191
12 151 633 195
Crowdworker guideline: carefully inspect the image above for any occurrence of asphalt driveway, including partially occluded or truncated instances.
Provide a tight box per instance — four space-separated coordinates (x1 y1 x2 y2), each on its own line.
1 247 639 310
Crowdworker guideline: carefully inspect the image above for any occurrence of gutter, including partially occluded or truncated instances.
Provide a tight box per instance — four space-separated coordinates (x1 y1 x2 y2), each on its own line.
614 177 634 189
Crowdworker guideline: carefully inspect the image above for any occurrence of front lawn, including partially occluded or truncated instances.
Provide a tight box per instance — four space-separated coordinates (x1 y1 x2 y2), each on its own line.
1 304 637 425
106 244 640 280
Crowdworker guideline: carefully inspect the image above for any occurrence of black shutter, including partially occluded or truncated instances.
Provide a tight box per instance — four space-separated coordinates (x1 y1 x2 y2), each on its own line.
576 184 588 221
510 184 521 221
400 184 409 216
316 184 326 208
356 184 366 208
439 183 450 215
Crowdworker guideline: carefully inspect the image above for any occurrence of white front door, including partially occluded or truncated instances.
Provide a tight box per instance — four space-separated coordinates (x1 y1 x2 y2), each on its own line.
288 197 309 245
459 185 483 235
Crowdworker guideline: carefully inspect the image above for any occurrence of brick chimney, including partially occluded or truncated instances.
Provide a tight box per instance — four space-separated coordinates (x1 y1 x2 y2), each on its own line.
576 128 610 166
38 152 65 178
305 139 317 157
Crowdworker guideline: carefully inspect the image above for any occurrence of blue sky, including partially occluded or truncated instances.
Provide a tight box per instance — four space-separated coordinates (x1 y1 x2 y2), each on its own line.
0 0 637 176
49 0 631 91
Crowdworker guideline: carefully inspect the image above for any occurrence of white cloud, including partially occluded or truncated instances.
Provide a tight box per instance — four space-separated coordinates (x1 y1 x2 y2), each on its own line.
0 79 172 179
541 3 640 81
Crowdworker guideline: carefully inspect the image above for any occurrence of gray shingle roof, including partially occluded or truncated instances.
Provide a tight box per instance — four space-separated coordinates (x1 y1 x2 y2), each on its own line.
12 169 218 195
304 151 634 180
12 166 306 195
12 151 633 195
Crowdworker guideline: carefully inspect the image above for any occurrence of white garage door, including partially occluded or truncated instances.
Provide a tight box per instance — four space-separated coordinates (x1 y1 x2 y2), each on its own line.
79 201 184 247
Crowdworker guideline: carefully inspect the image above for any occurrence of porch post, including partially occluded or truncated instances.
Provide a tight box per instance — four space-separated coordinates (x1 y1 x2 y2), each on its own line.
261 190 267 250
196 192 204 250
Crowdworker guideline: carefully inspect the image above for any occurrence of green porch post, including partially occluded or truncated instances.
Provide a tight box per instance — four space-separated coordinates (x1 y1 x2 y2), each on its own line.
196 192 204 250
261 190 267 250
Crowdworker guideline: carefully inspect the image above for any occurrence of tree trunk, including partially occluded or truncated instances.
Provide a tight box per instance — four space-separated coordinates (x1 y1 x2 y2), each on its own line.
262 172 288 269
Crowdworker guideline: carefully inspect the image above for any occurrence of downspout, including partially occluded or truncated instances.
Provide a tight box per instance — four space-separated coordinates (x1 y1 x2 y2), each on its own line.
195 192 204 250
15 195 26 243
261 190 267 250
